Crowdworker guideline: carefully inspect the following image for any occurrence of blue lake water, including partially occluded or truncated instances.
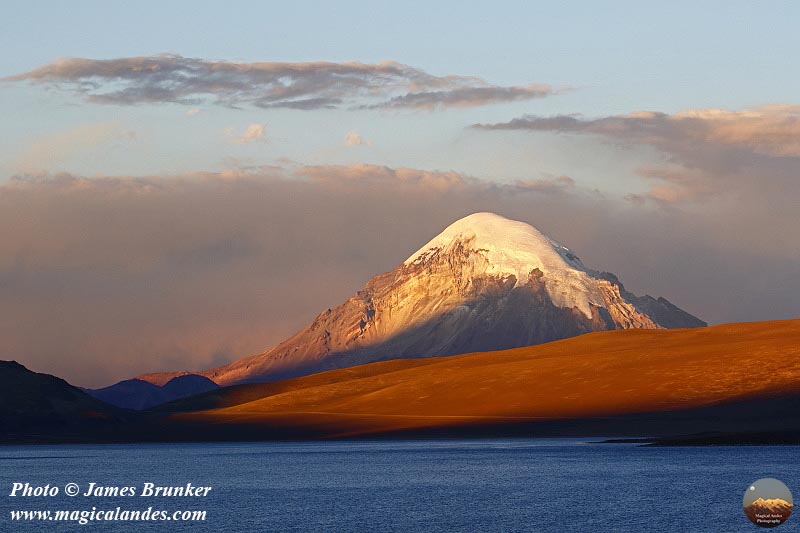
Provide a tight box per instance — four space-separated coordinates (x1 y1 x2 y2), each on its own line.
0 439 797 532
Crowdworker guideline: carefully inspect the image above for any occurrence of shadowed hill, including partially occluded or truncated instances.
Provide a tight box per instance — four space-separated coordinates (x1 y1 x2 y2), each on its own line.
0 361 127 442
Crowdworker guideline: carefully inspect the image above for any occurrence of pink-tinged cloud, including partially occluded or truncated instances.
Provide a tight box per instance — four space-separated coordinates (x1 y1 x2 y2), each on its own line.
474 105 800 205
474 105 800 155
12 122 136 173
226 123 266 144
5 54 559 110
344 131 371 147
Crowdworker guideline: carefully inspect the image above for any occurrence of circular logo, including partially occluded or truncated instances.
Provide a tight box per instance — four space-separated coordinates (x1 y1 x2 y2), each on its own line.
744 478 793 528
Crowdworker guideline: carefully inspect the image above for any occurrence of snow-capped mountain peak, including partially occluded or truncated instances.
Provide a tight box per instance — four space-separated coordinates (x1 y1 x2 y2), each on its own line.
138 212 706 387
406 212 603 317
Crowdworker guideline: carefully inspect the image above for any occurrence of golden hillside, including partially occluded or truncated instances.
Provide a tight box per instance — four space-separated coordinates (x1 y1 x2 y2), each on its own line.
166 319 800 438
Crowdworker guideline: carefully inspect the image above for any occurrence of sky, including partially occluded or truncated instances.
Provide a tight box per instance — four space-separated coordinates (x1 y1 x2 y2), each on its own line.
1 1 799 387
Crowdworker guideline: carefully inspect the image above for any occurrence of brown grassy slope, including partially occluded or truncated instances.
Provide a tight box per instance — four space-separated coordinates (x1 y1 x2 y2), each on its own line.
167 319 800 437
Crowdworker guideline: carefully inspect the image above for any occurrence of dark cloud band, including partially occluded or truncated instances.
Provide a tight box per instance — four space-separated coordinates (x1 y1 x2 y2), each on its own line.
5 54 558 110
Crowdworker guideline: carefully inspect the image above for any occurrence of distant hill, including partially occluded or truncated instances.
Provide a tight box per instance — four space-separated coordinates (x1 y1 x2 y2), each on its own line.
86 374 218 409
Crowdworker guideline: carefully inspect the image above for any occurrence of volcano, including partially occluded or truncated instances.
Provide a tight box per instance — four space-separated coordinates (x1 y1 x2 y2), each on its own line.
140 212 704 387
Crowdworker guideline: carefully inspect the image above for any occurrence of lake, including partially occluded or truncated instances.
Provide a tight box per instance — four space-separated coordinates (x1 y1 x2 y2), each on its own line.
1 439 796 531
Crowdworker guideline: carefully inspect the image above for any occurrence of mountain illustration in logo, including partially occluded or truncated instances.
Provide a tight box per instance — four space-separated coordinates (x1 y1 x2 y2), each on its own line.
744 478 794 528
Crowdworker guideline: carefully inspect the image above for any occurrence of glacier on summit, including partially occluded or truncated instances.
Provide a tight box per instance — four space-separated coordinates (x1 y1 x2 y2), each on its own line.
405 212 605 318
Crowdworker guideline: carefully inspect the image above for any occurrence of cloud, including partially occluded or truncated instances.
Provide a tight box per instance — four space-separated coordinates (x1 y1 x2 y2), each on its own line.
474 105 800 155
12 122 136 172
5 54 559 110
474 105 800 205
624 165 718 205
370 84 557 110
185 107 201 116
2 163 799 388
226 123 266 144
513 174 576 197
344 131 370 147
295 163 475 192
